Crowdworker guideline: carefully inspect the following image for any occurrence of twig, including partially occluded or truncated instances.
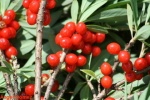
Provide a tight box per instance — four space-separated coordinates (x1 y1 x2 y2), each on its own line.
0 50 15 97
55 73 74 100
34 0 47 99
44 49 68 100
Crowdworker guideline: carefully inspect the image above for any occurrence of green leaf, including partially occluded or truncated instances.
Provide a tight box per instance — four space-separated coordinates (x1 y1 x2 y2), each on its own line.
127 4 133 37
134 25 150 41
79 0 108 22
134 92 139 100
7 0 23 11
0 0 10 15
105 1 130 9
80 85 92 100
2 61 13 70
0 67 13 74
139 83 150 100
87 25 108 33
70 82 85 100
142 41 150 47
145 4 150 24
71 0 79 23
80 69 97 79
80 0 94 13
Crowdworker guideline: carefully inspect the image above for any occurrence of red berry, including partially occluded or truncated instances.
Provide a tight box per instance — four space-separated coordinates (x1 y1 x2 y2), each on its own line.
40 97 44 100
121 61 133 73
41 74 49 84
100 76 113 89
43 9 51 26
26 9 32 16
55 33 63 45
92 46 101 57
96 33 106 43
0 27 12 39
90 33 96 44
65 53 78 65
100 62 112 75
47 54 59 68
46 0 56 9
145 52 150 65
107 42 121 55
76 22 87 35
60 28 73 37
77 55 87 67
27 13 37 25
65 64 76 73
2 15 13 25
0 38 10 50
125 72 136 82
51 80 59 92
0 15 2 21
22 0 32 9
135 73 143 80
82 43 92 55
56 50 62 58
105 97 115 100
82 30 92 43
29 0 40 14
118 50 130 63
64 22 76 33
8 27 17 38
4 10 16 20
59 37 72 49
9 21 20 30
75 40 85 50
71 34 82 46
134 58 148 71
5 46 18 58
25 84 35 96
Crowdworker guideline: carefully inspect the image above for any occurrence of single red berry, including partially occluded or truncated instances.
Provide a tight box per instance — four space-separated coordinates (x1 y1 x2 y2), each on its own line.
19 91 30 100
47 54 59 68
22 0 32 9
77 55 87 67
65 64 76 73
43 10 51 26
9 21 20 30
71 34 82 46
82 30 92 43
105 97 115 100
51 80 59 92
8 27 17 38
76 22 87 35
59 37 72 49
75 40 85 50
40 97 44 100
100 76 113 89
135 73 143 80
145 52 150 65
107 42 121 55
118 50 130 63
82 43 92 55
100 62 112 75
4 10 16 20
65 53 78 65
92 46 101 57
121 61 133 73
25 84 35 96
134 58 148 71
29 0 40 14
56 50 62 58
26 9 32 16
0 38 10 50
27 13 37 25
64 22 76 33
60 28 73 37
90 33 96 44
2 15 13 25
0 27 12 39
46 0 56 9
125 72 136 82
5 46 18 58
41 74 49 84
0 15 2 21
96 33 106 43
55 33 63 45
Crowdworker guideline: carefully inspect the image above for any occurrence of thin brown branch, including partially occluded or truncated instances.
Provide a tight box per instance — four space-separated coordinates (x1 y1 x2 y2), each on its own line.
34 0 47 99
44 49 68 100
55 73 74 100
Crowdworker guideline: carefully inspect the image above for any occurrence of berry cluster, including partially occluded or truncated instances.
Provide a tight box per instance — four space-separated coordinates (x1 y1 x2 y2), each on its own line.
0 10 19 59
22 0 56 25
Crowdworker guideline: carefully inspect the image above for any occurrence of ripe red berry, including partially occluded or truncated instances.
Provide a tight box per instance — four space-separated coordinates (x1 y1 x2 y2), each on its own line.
92 46 101 57
65 53 78 65
125 72 136 82
60 28 73 37
76 22 87 35
47 54 59 68
121 61 133 73
71 34 82 46
64 22 76 33
0 27 11 39
59 37 72 49
51 80 59 92
145 52 150 65
134 58 148 71
118 50 130 63
100 76 113 89
105 97 115 100
82 43 92 55
135 73 143 80
0 38 10 50
26 9 32 16
65 64 76 73
9 20 20 30
22 0 32 9
46 0 56 9
107 42 121 55
77 55 87 67
96 33 106 43
40 97 44 100
82 30 92 43
55 33 63 45
56 50 62 58
27 13 37 25
2 15 13 25
41 74 49 84
5 46 18 58
25 84 35 96
75 40 85 50
90 33 96 44
100 62 112 75
43 10 51 26
29 0 40 14
8 27 17 38
4 10 16 20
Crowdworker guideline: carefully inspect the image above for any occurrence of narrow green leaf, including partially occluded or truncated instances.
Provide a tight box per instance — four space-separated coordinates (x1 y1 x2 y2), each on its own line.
134 92 139 100
2 61 13 70
142 41 150 47
127 4 133 37
0 0 10 15
80 0 94 13
139 83 150 100
138 3 146 26
7 0 23 11
71 0 79 23
0 67 13 74
105 1 130 9
87 25 108 33
145 4 150 24
80 0 108 22
80 85 92 100
80 69 97 79
134 25 150 41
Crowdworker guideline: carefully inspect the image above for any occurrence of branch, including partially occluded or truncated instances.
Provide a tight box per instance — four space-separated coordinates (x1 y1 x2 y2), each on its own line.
44 49 68 100
34 0 47 99
55 73 74 100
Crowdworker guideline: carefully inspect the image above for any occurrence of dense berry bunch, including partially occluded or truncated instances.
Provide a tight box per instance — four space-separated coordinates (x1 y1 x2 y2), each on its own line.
0 10 19 59
22 0 56 25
